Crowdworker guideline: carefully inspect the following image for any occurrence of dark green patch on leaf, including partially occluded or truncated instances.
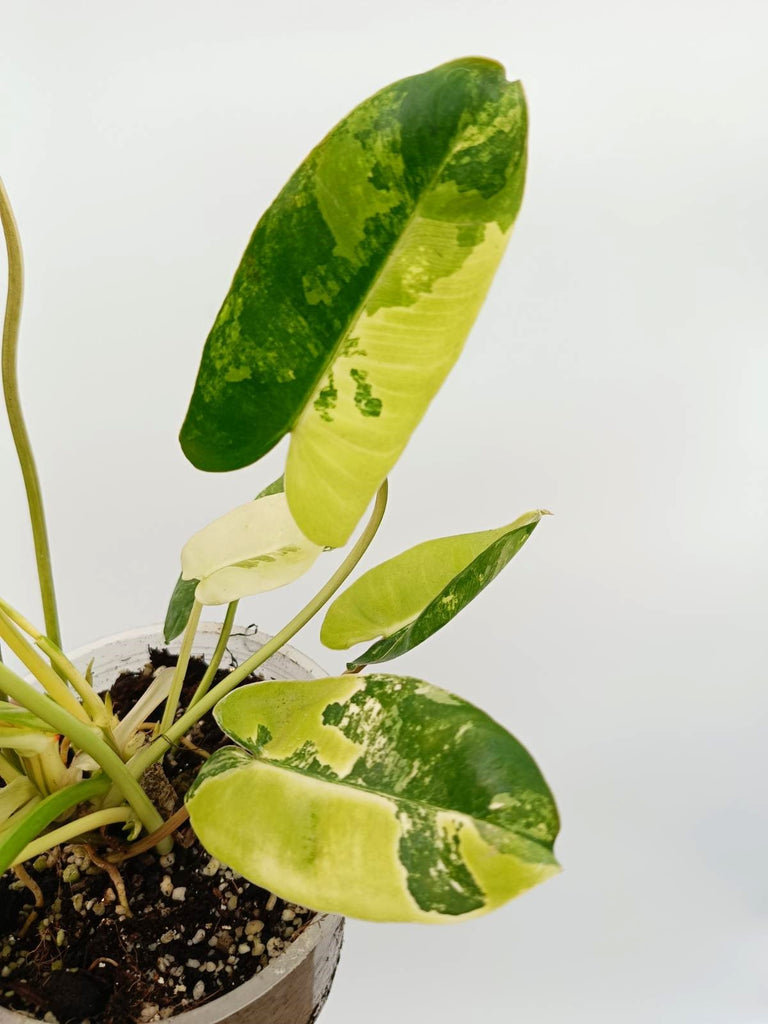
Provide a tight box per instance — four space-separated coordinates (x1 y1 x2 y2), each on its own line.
350 368 382 417
163 574 199 643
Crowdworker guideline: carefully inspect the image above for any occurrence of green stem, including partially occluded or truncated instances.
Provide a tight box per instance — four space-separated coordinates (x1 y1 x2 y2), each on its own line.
0 660 169 850
129 480 389 781
0 594 107 722
0 776 110 874
0 605 89 722
36 636 109 723
0 178 62 650
11 806 132 868
158 600 202 736
0 752 23 784
190 601 238 707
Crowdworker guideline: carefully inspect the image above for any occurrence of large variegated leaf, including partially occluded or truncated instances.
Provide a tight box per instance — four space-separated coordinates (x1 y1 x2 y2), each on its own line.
187 675 559 922
181 492 322 606
321 510 546 667
180 57 528 547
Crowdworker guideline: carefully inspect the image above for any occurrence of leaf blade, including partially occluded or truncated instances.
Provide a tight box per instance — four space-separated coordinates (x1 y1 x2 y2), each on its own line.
187 674 559 922
163 575 199 643
180 58 527 546
181 493 322 606
321 511 546 665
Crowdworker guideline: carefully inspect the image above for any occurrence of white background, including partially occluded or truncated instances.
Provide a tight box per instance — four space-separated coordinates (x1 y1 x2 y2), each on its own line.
2 1 767 1021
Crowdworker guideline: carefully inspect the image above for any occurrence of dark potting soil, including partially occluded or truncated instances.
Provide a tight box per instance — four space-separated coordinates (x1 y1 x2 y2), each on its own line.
0 647 317 1024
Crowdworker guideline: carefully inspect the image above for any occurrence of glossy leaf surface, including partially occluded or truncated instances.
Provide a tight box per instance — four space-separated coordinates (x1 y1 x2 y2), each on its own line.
321 511 546 666
181 492 322 605
163 575 199 643
180 57 528 547
187 674 559 922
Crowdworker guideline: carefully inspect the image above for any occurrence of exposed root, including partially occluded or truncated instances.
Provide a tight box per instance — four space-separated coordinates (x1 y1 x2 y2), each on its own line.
18 910 38 938
179 735 210 759
13 863 43 908
108 806 190 863
83 844 132 917
87 955 119 972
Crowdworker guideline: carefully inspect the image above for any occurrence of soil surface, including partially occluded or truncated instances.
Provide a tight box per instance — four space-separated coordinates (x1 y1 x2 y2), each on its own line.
0 648 317 1024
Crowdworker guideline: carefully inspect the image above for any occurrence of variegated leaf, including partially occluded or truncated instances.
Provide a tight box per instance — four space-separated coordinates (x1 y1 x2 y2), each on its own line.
163 575 199 643
181 492 322 605
164 476 286 637
187 675 559 922
180 57 528 547
321 510 547 666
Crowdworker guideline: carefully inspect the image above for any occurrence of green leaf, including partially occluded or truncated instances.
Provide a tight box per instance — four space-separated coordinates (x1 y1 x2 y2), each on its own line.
255 474 285 499
187 674 559 922
321 510 547 667
0 777 110 876
0 778 38 822
0 702 59 755
181 492 323 605
0 702 55 732
163 575 199 643
180 57 528 547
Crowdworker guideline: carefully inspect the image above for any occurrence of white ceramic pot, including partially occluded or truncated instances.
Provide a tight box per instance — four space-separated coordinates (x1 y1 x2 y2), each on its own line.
0 623 344 1024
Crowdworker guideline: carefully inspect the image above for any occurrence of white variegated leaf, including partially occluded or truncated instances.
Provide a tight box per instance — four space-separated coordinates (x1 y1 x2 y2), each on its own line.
187 675 560 922
181 493 323 606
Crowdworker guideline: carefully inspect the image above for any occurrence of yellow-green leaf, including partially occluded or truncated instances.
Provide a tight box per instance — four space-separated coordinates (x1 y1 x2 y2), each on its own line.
187 675 559 922
181 493 323 606
180 57 528 547
321 510 546 666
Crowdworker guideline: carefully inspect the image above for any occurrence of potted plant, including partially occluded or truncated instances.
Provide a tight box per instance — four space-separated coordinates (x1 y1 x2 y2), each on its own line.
0 56 560 1023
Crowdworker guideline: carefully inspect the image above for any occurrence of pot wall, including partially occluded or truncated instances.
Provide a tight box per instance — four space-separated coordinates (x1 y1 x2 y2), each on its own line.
0 623 344 1024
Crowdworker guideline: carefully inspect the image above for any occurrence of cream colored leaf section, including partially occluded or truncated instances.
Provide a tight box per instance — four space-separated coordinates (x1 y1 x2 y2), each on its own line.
286 220 510 548
187 755 559 923
181 493 323 606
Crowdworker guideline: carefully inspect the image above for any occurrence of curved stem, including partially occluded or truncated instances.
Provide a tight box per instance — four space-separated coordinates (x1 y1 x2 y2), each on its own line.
0 605 88 722
128 479 389 781
158 600 202 736
0 776 110 874
0 660 169 850
0 594 107 722
190 601 238 707
12 806 131 869
0 178 61 649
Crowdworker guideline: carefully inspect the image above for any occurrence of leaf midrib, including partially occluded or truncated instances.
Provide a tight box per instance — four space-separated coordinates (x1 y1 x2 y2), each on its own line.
288 79 519 433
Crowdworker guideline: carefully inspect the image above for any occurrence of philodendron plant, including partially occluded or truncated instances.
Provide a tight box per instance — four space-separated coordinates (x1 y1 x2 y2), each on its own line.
0 57 559 930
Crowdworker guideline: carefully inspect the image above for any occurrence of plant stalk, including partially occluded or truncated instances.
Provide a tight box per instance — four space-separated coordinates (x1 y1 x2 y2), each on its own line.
128 480 389 781
13 807 132 869
0 178 62 649
0 660 169 849
0 606 88 722
0 775 110 874
158 600 202 736
190 601 238 707
0 595 107 721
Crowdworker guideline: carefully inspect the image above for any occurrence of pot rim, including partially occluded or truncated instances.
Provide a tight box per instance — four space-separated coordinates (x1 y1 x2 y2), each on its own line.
4 623 344 1024
65 620 330 683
